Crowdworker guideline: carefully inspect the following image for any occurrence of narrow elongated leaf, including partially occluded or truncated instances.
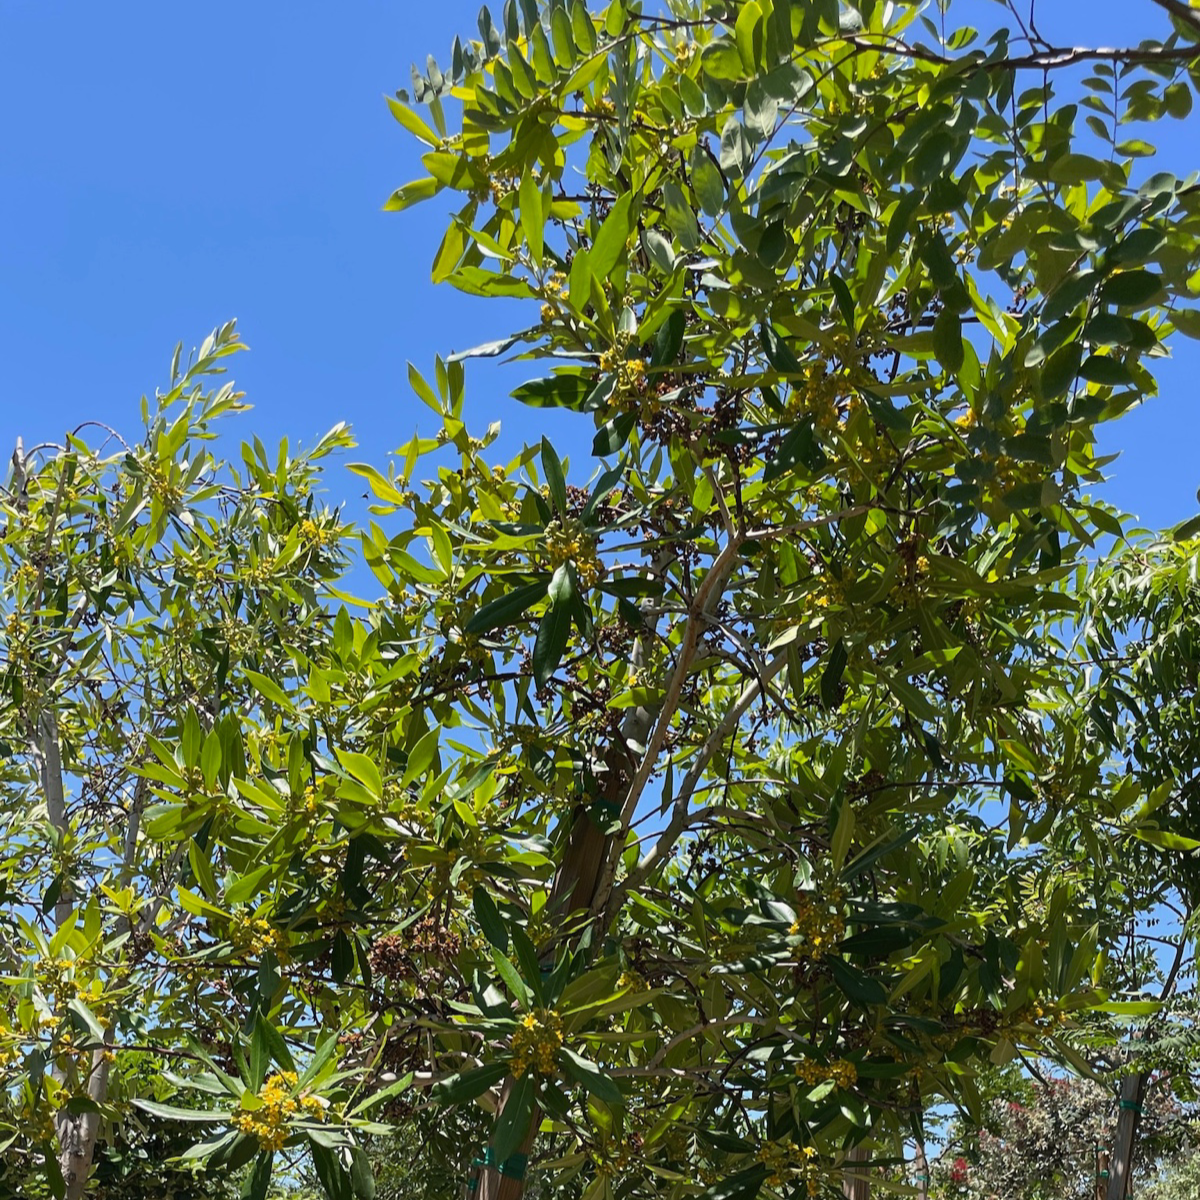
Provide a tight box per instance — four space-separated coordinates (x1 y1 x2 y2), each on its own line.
590 193 634 280
433 1061 508 1104
560 1048 623 1107
492 1073 535 1165
511 374 593 410
820 638 848 708
132 1099 228 1123
533 566 575 684
242 1152 273 1200
474 886 510 952
465 579 550 635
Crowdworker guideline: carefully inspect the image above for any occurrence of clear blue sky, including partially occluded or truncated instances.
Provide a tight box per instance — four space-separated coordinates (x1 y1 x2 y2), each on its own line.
1 1 1196 533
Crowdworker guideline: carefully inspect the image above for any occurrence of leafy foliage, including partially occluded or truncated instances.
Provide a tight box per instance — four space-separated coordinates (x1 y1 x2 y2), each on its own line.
4 2 1200 1199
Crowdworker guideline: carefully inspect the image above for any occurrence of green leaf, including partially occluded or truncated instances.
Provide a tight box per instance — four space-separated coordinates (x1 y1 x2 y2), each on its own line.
433 1061 508 1105
698 1166 769 1200
189 838 219 901
492 1073 535 1165
759 325 803 375
933 307 964 373
1039 343 1083 398
1078 355 1134 387
492 948 533 1006
533 566 574 685
1100 269 1163 308
764 420 823 481
561 1047 623 1107
310 1141 354 1200
842 826 921 882
1171 513 1200 542
1135 828 1200 852
132 1099 228 1123
830 958 889 1005
67 997 107 1046
590 193 634 281
242 1152 273 1200
254 1016 295 1073
349 1147 376 1200
383 178 442 212
829 272 856 332
592 412 636 456
385 97 440 147
336 750 383 798
519 171 544 266
692 151 725 216
1165 81 1193 119
540 437 567 513
734 1 763 73
821 638 848 708
474 886 510 952
242 670 294 710
650 309 686 368
642 227 676 273
661 181 700 251
511 374 593 410
466 579 551 635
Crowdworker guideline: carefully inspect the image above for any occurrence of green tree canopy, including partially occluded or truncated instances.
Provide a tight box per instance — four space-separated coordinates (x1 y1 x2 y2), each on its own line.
4 3 1200 1200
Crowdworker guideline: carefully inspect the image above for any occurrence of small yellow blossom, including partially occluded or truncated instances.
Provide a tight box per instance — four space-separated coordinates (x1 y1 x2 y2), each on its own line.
232 1071 319 1153
510 1009 562 1078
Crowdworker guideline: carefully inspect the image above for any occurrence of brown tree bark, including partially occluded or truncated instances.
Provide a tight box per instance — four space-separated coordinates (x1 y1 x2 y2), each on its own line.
913 1140 929 1200
1105 1072 1145 1200
842 1144 870 1200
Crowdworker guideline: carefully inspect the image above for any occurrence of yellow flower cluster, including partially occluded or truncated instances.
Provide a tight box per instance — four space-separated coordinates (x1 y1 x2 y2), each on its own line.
240 559 275 587
1009 1000 1068 1030
598 331 634 375
796 1057 858 1088
892 555 931 608
299 518 338 546
14 562 39 590
757 1140 821 1191
545 518 603 588
615 357 647 395
617 970 648 993
789 889 846 961
291 783 323 822
230 912 287 959
788 360 851 431
488 171 520 203
146 465 184 508
232 1071 324 1153
541 271 569 321
510 1009 563 1078
811 574 846 610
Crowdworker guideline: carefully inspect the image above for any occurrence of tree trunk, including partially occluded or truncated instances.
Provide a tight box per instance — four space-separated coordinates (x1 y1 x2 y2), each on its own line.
1106 1072 1145 1200
475 734 649 1199
842 1145 870 1200
1097 1147 1111 1200
473 545 723 1197
913 1140 929 1200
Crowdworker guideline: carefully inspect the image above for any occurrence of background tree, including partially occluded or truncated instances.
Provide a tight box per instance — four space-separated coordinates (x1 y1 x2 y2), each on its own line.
928 1063 1195 1199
